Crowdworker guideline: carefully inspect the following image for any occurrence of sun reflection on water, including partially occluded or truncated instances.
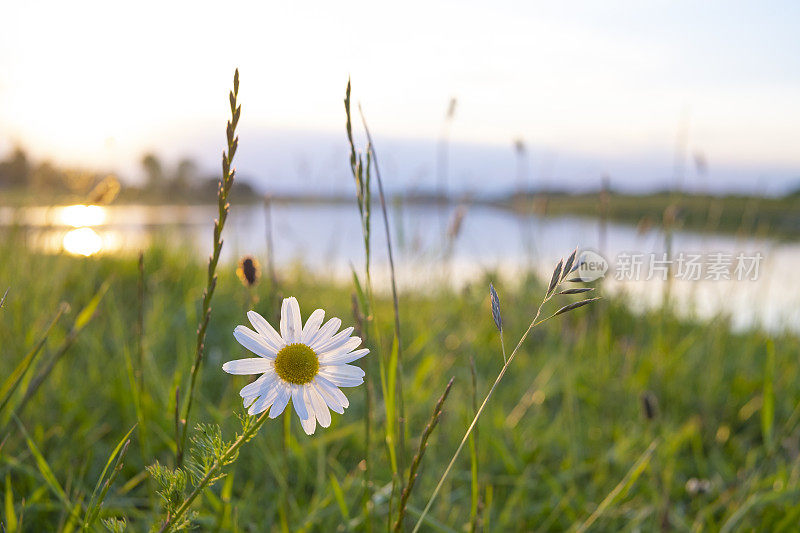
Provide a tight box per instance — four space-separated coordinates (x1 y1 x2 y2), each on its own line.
63 227 103 256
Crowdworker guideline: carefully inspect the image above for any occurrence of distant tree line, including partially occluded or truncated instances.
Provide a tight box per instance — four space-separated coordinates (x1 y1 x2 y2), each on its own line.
138 152 256 199
0 146 256 202
0 146 107 193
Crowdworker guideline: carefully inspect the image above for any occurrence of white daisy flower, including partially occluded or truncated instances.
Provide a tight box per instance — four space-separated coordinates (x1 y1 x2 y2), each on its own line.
222 296 368 435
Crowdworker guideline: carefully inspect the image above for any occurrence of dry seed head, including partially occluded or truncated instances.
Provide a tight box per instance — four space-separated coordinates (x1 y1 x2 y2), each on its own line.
446 97 458 120
236 256 260 287
446 206 467 240
640 391 659 421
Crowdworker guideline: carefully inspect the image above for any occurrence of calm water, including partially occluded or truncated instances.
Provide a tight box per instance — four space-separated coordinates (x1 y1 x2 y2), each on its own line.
3 203 798 332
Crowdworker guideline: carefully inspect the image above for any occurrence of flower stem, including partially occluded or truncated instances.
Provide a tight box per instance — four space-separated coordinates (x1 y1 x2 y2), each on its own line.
158 409 271 533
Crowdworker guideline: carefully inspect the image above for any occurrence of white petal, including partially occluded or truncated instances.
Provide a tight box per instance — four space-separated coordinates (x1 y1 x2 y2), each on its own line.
233 326 277 359
320 363 365 378
238 371 276 398
314 379 344 414
247 311 285 351
308 317 342 350
314 328 356 354
316 375 350 409
321 348 370 365
248 379 282 414
281 297 302 343
319 365 365 387
308 385 331 427
301 309 325 344
243 396 257 409
300 411 317 435
222 358 271 375
291 384 309 421
269 383 291 418
318 337 362 360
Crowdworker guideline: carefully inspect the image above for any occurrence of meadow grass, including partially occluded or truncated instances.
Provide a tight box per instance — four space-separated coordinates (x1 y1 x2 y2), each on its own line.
2 231 800 531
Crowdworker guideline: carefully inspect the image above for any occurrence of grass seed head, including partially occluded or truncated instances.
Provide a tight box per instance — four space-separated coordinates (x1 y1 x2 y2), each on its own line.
489 283 502 332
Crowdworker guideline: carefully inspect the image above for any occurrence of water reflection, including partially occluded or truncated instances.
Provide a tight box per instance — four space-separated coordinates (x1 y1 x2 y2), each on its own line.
57 204 107 227
63 227 103 256
54 204 108 255
5 203 800 331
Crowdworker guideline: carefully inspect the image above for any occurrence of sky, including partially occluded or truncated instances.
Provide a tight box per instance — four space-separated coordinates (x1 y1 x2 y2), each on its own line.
1 0 799 194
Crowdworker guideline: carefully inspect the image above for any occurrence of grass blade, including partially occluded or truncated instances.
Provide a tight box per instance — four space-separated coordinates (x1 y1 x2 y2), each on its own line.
573 439 658 533
83 425 137 529
762 339 775 452
74 281 108 331
5 474 17 533
14 416 77 519
0 303 68 415
11 282 109 420
329 474 351 523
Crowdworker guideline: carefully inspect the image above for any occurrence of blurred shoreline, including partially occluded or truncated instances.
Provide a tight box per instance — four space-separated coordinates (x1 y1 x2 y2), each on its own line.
3 188 800 240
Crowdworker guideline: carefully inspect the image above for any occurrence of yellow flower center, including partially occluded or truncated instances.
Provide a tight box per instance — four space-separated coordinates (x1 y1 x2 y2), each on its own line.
274 343 319 384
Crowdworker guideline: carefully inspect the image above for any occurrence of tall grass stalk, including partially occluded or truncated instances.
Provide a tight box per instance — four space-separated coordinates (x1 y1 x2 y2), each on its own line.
177 68 241 467
358 104 407 497
137 251 145 393
344 79 376 531
127 252 152 494
468 356 480 532
412 252 597 531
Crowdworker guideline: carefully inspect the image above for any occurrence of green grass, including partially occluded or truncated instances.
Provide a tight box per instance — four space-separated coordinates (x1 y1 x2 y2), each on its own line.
2 230 800 532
